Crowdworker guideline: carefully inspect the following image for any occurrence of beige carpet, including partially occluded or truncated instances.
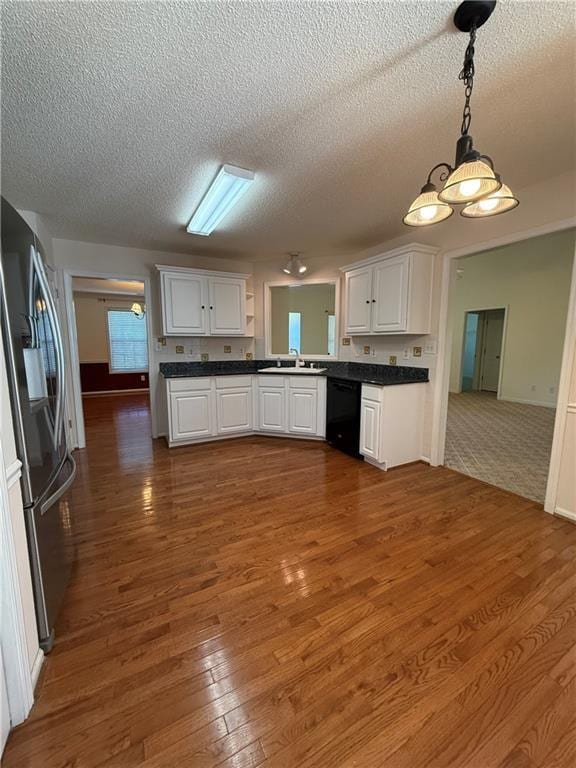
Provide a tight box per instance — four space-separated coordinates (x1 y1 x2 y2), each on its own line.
445 392 556 503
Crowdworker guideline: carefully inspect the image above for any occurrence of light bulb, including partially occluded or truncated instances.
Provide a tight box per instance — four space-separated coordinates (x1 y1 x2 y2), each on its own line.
478 196 499 212
282 267 291 274
419 205 438 221
298 265 307 274
458 178 481 198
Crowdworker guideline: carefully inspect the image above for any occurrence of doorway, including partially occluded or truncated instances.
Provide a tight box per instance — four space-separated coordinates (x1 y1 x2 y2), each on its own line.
461 308 505 394
61 271 154 450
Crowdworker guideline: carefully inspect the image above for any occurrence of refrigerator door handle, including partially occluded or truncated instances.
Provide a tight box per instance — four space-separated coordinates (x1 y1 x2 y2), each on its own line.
40 453 76 516
30 245 66 445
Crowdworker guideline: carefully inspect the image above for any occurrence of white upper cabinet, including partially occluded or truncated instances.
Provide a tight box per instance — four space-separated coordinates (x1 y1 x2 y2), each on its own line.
208 277 246 335
342 244 436 335
161 272 207 335
157 266 249 336
344 267 372 334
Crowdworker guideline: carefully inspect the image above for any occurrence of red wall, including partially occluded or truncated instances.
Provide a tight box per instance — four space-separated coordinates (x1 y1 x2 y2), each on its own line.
80 363 149 393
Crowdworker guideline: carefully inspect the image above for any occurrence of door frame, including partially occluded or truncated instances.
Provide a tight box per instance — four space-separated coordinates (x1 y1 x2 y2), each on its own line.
430 217 576 515
60 269 154 449
459 306 508 396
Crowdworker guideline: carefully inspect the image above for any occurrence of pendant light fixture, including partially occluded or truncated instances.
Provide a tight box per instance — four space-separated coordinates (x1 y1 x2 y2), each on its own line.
282 253 307 276
404 1 518 227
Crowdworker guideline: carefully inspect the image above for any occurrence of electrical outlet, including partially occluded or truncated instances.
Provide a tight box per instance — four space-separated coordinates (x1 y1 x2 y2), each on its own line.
245 352 253 360
403 348 410 360
342 337 351 346
175 345 184 354
223 345 232 353
389 355 397 365
412 346 422 358
371 348 376 357
363 345 371 355
200 353 209 362
140 375 146 381
424 341 437 355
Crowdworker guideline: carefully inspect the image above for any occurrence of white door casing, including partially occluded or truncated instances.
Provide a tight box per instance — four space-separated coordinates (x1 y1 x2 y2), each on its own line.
480 309 505 392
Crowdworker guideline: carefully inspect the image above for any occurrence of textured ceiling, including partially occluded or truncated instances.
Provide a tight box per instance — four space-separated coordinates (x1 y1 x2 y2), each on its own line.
2 1 574 262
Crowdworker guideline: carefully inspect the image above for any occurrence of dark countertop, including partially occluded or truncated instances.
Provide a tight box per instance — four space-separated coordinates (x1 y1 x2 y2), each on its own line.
159 360 429 386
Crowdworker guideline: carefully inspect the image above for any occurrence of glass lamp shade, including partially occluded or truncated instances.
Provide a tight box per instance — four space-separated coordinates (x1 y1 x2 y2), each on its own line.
439 160 501 204
461 183 519 218
131 302 144 317
403 189 453 227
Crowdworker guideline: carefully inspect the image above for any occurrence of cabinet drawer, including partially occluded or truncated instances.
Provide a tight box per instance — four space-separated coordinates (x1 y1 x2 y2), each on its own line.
168 377 212 392
289 376 318 389
362 384 384 403
257 375 285 388
215 375 253 389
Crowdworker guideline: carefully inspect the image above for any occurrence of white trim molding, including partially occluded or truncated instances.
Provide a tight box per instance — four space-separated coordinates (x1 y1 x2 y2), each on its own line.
555 506 576 524
30 649 44 691
6 459 22 489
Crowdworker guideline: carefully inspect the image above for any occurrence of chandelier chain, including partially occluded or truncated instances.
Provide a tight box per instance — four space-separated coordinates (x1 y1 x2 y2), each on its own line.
459 24 476 136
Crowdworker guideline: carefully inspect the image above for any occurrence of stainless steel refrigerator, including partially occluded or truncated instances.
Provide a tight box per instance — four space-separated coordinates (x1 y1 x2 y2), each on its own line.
1 197 76 652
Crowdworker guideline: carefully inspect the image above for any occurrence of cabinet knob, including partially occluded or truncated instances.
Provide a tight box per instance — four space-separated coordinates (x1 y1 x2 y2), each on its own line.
201 305 205 309
365 300 370 304
209 306 214 310
372 299 376 303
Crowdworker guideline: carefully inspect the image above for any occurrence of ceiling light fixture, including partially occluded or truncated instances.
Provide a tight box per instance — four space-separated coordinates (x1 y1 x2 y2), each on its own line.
282 253 307 276
186 164 255 236
404 1 518 227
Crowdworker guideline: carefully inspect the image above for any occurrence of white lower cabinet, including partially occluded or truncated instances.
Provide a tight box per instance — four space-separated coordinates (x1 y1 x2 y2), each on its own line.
360 383 425 469
166 374 327 445
360 397 381 459
170 389 214 442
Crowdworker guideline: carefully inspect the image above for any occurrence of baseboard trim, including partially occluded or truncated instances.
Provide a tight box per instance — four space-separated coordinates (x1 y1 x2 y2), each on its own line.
30 648 44 691
498 396 556 409
421 455 431 465
555 506 576 524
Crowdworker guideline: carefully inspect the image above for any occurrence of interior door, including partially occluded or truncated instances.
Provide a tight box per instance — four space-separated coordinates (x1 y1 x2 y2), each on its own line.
162 273 207 335
345 268 373 334
480 309 505 392
371 255 409 333
208 278 245 335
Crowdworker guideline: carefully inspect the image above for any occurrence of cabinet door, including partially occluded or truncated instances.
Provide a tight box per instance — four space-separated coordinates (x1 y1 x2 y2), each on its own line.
162 273 207 335
360 399 381 459
216 388 252 434
170 390 213 441
345 267 373 334
208 277 246 335
288 389 318 434
259 388 287 432
371 255 409 333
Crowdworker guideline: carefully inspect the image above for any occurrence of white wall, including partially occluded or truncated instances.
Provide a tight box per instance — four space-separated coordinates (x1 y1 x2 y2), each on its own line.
448 230 575 406
51 239 254 437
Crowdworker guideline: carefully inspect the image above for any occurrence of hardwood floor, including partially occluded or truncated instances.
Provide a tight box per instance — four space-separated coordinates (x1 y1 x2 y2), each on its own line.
4 392 576 767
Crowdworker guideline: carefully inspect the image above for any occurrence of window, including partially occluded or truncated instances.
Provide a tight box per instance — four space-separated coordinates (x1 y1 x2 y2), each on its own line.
107 309 148 373
288 311 301 353
327 314 336 356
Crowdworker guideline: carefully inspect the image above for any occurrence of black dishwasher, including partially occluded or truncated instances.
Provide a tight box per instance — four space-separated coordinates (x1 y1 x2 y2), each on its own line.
326 377 362 458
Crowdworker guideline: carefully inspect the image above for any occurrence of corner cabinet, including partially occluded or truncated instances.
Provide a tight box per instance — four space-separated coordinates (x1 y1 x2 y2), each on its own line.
342 244 437 335
157 266 249 336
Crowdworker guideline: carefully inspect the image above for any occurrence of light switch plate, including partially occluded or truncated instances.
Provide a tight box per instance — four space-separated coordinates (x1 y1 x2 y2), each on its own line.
424 341 437 355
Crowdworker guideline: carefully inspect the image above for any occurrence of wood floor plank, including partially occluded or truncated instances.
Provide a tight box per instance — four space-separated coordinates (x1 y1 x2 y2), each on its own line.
4 393 576 768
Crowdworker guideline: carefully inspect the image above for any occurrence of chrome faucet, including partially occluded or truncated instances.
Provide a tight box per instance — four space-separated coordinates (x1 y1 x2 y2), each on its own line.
289 348 303 367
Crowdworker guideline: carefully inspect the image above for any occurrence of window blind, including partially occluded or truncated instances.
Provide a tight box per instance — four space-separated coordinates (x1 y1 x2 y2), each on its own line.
107 310 148 372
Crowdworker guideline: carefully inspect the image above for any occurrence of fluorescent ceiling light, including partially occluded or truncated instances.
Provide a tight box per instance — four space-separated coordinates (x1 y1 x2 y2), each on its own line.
186 164 255 236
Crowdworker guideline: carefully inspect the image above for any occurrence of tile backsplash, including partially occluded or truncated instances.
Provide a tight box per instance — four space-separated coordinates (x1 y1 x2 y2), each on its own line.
155 336 256 361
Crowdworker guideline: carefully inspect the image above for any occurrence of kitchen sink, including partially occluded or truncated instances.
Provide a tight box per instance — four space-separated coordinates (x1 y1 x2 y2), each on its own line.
257 366 327 374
